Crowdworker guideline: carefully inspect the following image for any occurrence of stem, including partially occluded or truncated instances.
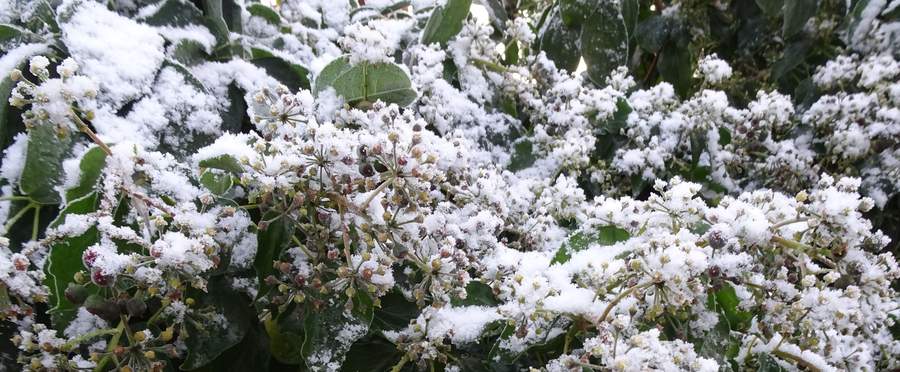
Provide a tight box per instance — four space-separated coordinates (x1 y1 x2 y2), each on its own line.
360 177 392 211
70 111 112 156
597 281 655 324
772 349 823 372
471 58 507 73
771 218 808 231
0 196 30 202
31 205 40 240
390 354 409 372
94 319 125 372
61 328 121 351
3 203 34 232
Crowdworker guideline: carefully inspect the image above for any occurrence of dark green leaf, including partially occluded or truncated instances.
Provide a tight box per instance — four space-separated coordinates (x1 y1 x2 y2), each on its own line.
20 125 74 205
635 16 671 53
508 140 535 171
64 147 107 203
199 154 244 175
657 38 693 98
536 8 582 72
250 52 311 92
580 1 629 84
172 40 210 66
340 334 403 372
247 4 281 25
552 226 629 264
199 170 233 195
755 0 783 17
181 277 252 370
254 212 294 296
771 38 812 82
783 0 817 38
141 0 205 27
421 0 472 45
315 57 416 107
45 193 100 330
371 289 418 331
451 281 498 307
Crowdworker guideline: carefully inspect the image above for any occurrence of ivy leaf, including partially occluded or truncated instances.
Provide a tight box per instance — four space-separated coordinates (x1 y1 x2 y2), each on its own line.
141 0 205 27
191 321 270 372
198 154 243 175
247 4 281 25
580 1 629 85
20 125 74 205
559 0 588 27
44 193 100 330
635 16 671 53
657 32 693 98
370 289 418 331
536 8 582 72
314 57 417 107
254 212 294 297
172 40 210 66
552 226 630 264
181 277 252 370
301 293 374 370
420 0 472 46
251 48 310 91
755 0 783 17
340 334 403 372
508 140 535 171
64 147 107 203
451 281 498 307
783 0 817 39
199 170 233 195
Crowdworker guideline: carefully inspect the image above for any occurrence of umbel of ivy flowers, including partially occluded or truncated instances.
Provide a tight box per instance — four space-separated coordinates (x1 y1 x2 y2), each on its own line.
0 0 898 371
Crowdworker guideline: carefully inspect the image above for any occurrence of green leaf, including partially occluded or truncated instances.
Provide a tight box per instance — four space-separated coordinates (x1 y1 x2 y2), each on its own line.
755 0 783 17
250 48 311 91
340 334 403 372
559 0 587 27
64 147 107 203
315 57 417 107
172 40 210 66
421 0 472 45
718 127 732 146
264 314 304 364
771 38 812 83
141 0 205 27
371 289 418 331
254 212 294 296
657 36 693 98
783 0 817 39
508 140 535 171
635 16 671 53
580 1 629 85
44 193 100 330
20 125 74 205
301 295 374 370
451 281 498 307
552 226 630 264
191 321 270 372
0 24 25 48
199 170 233 195
247 4 281 25
199 154 244 175
536 8 582 72
181 277 252 370
709 283 753 332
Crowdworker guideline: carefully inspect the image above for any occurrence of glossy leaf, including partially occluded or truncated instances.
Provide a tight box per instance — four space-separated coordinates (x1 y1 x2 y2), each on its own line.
580 1 629 84
199 170 233 195
182 277 252 370
247 4 281 25
254 212 295 296
64 146 107 203
421 0 472 45
536 8 582 72
20 125 74 205
44 193 100 330
315 57 416 107
783 0 816 38
198 154 243 175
